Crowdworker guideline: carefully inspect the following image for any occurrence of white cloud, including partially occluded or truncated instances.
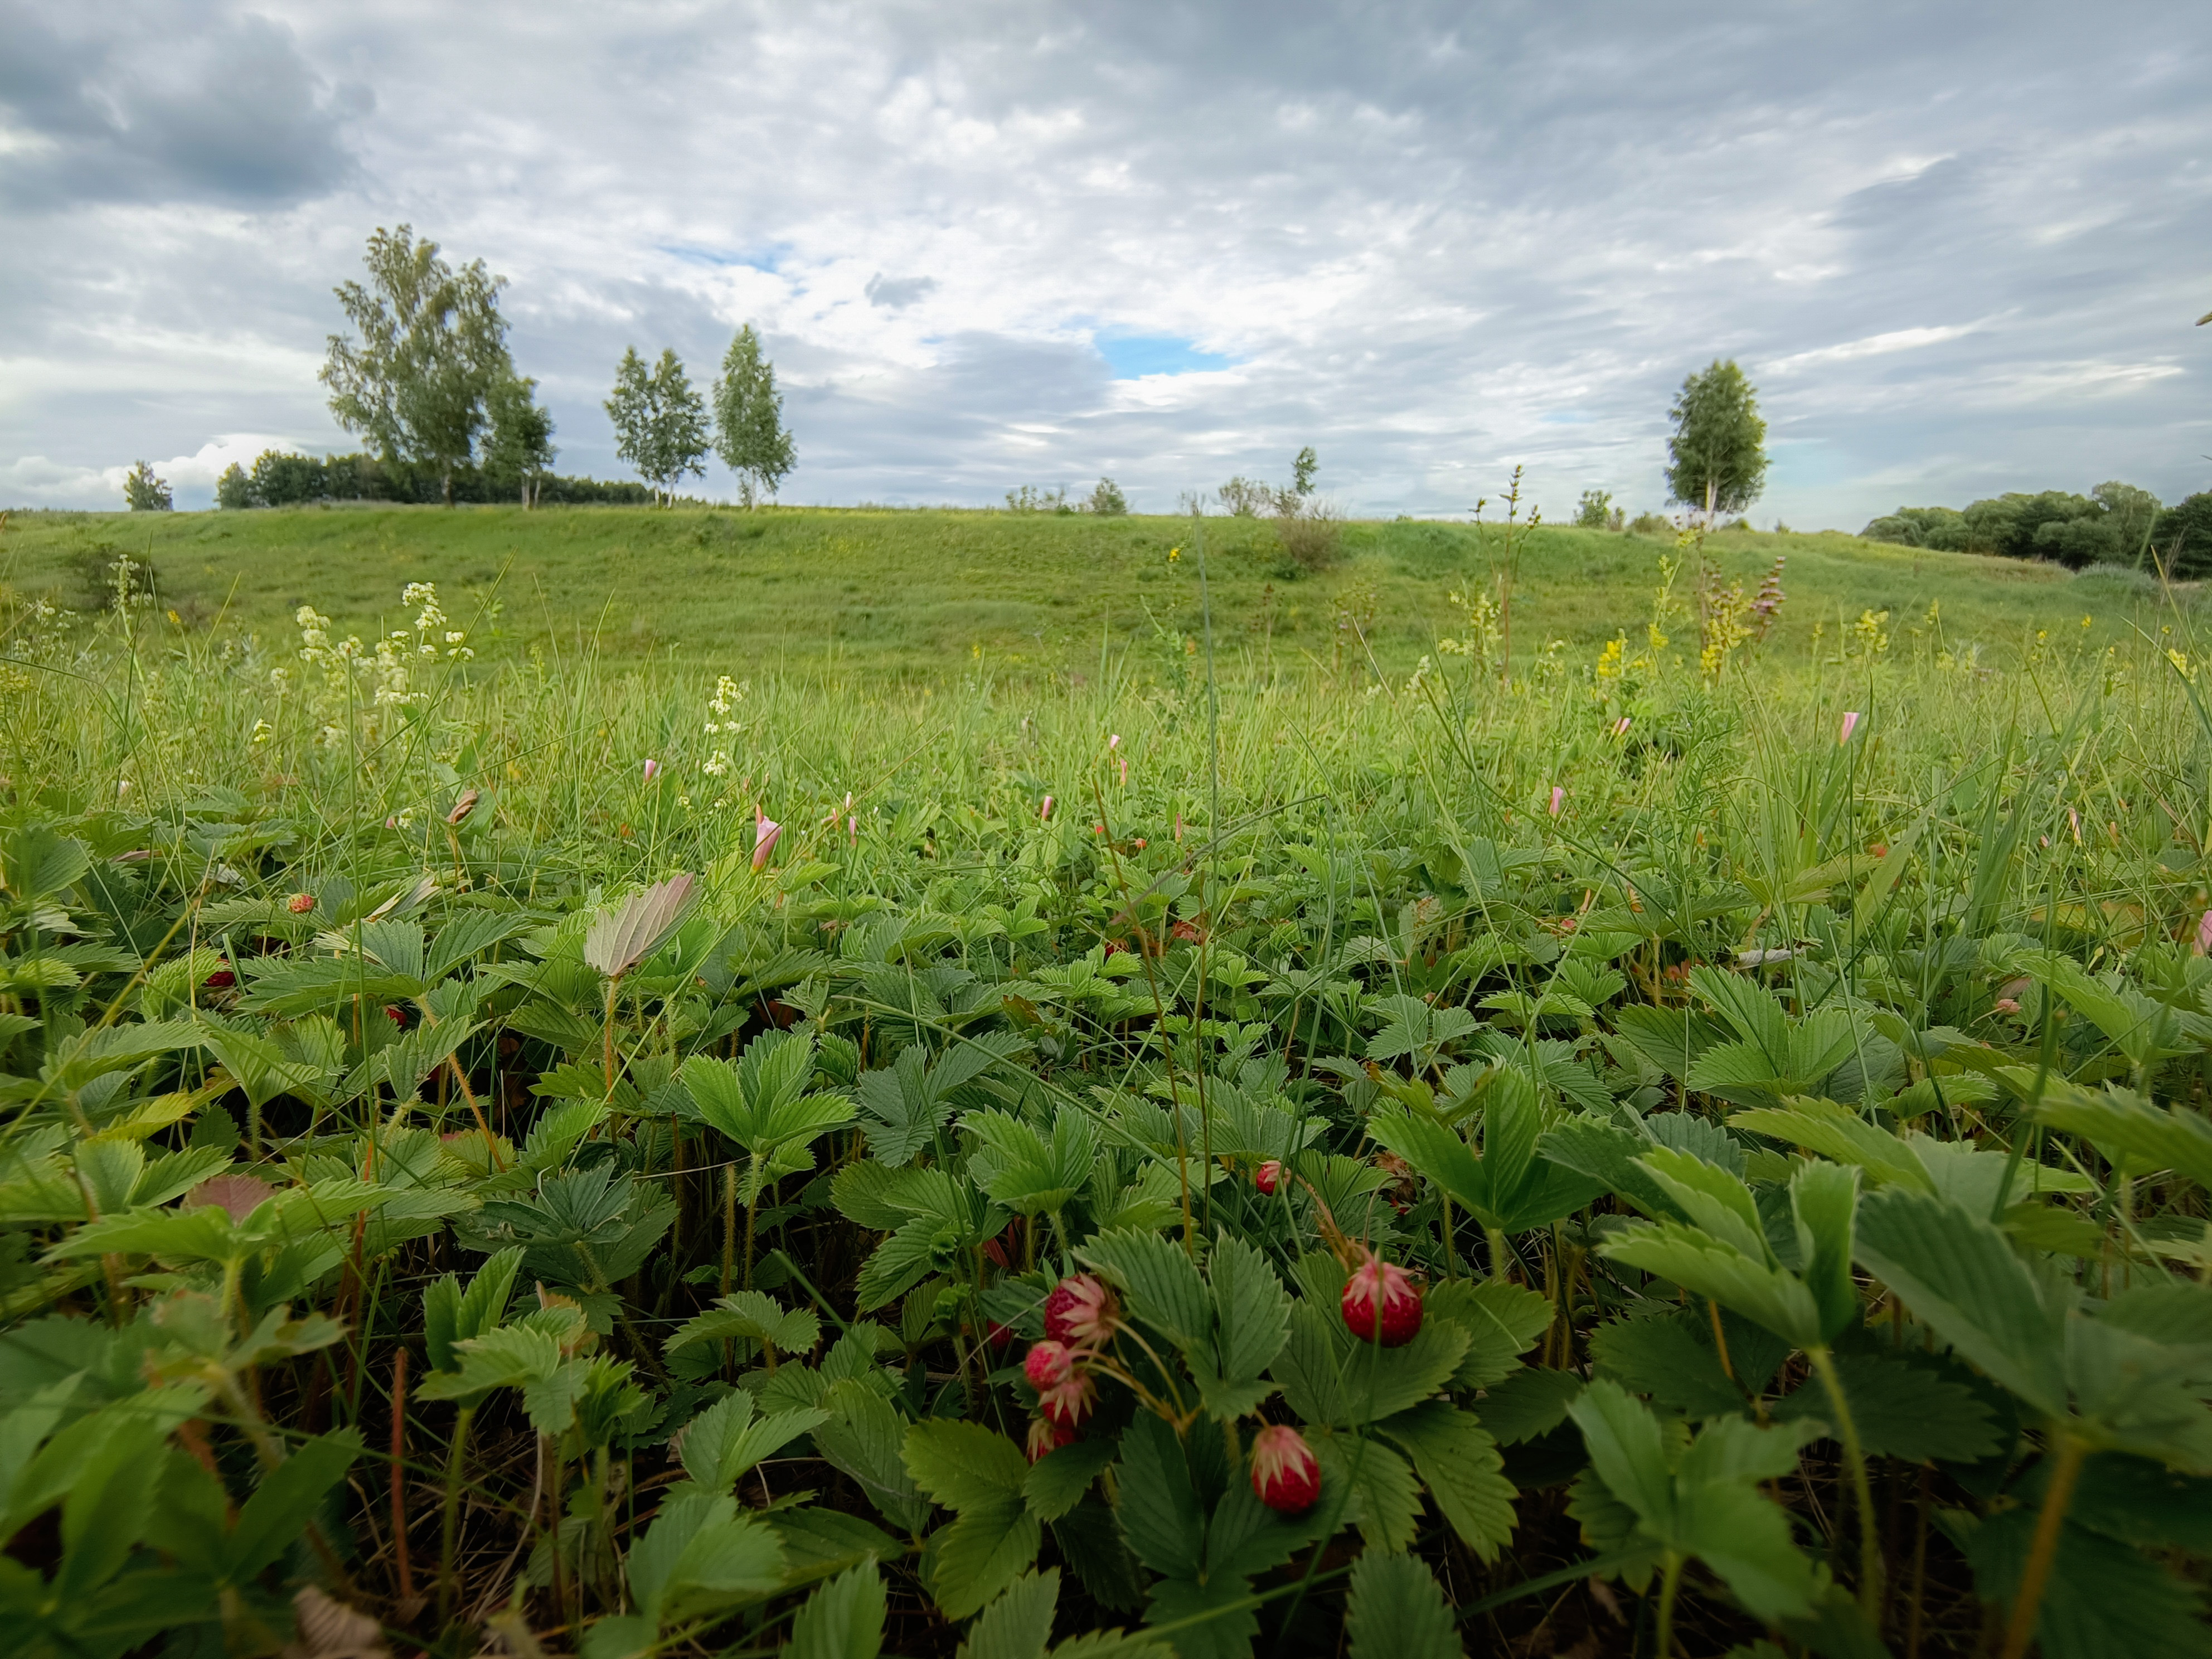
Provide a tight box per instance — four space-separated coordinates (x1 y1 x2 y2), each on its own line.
1765 325 1982 372
1 0 2208 530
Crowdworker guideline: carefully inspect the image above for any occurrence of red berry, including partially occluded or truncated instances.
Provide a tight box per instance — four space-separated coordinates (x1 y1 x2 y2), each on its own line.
285 892 315 914
1026 1416 1078 1463
1023 1340 1074 1391
1043 1274 1116 1346
1250 1424 1320 1515
1341 1256 1423 1347
1036 1370 1095 1429
985 1322 1013 1352
385 1005 406 1026
203 968 235 989
1255 1160 1282 1197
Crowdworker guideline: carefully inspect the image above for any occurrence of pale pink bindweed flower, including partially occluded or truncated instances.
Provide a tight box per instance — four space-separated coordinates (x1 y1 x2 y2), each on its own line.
1109 734 1121 750
1118 756 1129 787
1611 716 1632 737
848 814 858 843
2196 910 2212 957
1839 711 1861 745
642 759 661 783
1040 795 1054 822
753 809 782 869
2067 807 2081 843
1549 786 1564 817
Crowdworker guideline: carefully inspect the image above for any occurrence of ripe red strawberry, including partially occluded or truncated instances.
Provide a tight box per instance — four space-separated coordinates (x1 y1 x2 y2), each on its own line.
203 968 235 989
1026 1415 1078 1462
984 1321 1013 1353
1043 1273 1116 1347
1023 1340 1074 1391
1254 1159 1282 1197
1036 1369 1095 1429
1341 1255 1423 1347
1250 1424 1320 1515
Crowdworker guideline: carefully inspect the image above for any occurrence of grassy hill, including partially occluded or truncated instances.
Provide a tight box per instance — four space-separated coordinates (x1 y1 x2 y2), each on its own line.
0 501 2170 680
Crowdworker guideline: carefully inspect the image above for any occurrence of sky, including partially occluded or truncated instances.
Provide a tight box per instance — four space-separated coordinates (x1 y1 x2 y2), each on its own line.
2 0 2207 527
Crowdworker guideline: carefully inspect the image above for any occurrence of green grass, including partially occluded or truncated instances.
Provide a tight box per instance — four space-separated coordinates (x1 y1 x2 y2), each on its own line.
1 502 2174 679
3 505 2211 1659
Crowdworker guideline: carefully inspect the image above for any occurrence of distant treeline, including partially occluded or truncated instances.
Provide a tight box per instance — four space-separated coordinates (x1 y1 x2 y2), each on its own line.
216 449 659 510
1862 482 2212 578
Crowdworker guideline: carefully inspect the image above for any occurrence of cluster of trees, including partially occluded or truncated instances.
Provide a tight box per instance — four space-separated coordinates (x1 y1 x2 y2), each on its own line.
214 449 658 510
307 226 795 511
318 226 556 507
604 326 794 507
1862 483 2212 575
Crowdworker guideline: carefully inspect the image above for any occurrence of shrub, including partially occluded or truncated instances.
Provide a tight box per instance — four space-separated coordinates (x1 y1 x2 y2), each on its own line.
2153 491 2212 579
1085 477 1128 516
1217 476 1269 516
1627 511 1673 536
1274 497 1343 573
1574 488 1614 529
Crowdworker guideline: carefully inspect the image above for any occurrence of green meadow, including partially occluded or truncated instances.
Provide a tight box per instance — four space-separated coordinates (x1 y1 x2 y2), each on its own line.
0 502 2170 678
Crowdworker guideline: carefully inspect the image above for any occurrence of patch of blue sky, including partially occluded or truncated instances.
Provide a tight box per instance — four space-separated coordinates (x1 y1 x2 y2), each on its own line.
658 242 788 272
1094 333 1232 380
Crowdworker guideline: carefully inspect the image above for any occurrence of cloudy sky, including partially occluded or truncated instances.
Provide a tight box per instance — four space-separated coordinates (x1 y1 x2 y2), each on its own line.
3 1 2206 526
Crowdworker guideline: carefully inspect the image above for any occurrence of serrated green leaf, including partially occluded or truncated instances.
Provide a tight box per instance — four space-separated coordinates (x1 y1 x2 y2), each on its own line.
959 1566 1059 1659
906 1419 1031 1512
1024 1436 1119 1523
930 1491 1043 1621
813 1381 932 1535
1854 1187 2067 1419
1476 1368 1584 1445
1078 1229 1211 1353
788 1561 886 1659
1346 1550 1464 1659
1379 1400 1517 1560
1771 1349 2000 1463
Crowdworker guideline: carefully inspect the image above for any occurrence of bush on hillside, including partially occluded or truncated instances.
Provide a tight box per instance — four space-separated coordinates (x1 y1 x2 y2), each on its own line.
1864 482 2162 569
2153 492 2212 579
216 448 657 508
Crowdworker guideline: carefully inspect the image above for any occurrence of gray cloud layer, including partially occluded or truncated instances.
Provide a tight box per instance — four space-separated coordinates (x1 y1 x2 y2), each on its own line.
2 0 2206 526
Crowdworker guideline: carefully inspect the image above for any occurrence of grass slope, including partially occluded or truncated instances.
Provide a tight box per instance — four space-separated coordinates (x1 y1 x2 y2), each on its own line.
0 502 2169 678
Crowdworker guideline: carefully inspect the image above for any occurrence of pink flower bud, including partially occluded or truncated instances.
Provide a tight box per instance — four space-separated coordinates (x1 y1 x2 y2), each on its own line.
752 811 782 870
1255 1159 1282 1196
1549 786 1564 817
1839 710 1861 745
1040 795 1054 822
2197 910 2212 957
1612 716 1632 737
642 759 661 783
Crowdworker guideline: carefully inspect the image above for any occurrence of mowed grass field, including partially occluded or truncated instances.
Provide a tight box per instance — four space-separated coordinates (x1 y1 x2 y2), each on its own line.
0 501 2174 679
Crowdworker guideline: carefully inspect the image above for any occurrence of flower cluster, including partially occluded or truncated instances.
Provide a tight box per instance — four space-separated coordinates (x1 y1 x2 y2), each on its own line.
701 674 748 778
